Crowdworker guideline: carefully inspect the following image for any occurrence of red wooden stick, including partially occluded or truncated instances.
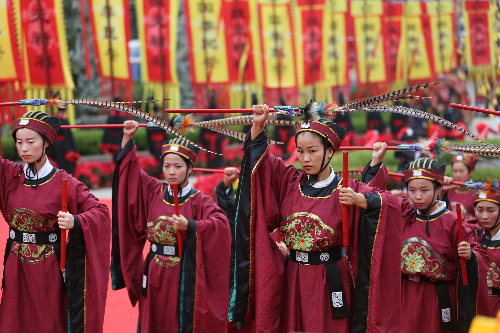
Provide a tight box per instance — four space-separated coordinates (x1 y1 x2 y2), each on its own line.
172 184 183 260
342 151 349 246
61 123 149 129
192 168 226 173
450 103 500 117
164 108 276 114
455 203 468 285
0 101 22 107
60 179 68 270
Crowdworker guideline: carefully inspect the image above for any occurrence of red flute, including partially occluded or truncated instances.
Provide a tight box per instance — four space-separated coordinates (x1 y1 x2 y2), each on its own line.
342 151 349 246
60 179 68 270
172 184 183 260
455 203 468 285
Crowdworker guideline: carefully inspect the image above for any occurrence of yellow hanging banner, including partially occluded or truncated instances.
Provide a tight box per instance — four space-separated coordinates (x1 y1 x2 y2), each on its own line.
89 0 131 80
185 0 229 85
426 1 456 75
351 0 387 85
258 0 297 89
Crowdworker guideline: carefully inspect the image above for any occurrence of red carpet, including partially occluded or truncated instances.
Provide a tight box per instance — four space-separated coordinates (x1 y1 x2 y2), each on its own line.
0 198 139 332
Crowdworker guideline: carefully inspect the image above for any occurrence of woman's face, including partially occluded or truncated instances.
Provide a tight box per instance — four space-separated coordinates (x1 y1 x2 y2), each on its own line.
475 201 500 231
15 128 48 164
452 162 470 182
163 153 191 186
407 178 437 210
296 132 333 175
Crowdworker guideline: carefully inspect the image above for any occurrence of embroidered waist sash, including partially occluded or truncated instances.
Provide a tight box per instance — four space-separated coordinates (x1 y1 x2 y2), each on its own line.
8 228 61 244
142 242 179 297
3 228 63 290
290 247 349 319
402 274 454 331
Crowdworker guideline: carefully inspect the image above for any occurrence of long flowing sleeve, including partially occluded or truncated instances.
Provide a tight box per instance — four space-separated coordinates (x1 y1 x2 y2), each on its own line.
61 170 111 333
458 224 490 333
110 139 162 306
229 131 297 329
181 193 231 332
361 160 390 190
347 180 403 333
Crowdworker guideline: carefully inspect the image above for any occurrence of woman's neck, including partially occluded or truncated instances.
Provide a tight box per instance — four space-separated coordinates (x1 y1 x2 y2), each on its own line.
489 223 500 239
30 155 47 174
314 165 332 183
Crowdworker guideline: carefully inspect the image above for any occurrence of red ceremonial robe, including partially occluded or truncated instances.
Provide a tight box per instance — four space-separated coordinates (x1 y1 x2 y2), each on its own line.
229 131 402 333
367 161 487 333
111 140 231 333
465 226 500 317
0 157 110 333
399 200 487 333
447 189 475 221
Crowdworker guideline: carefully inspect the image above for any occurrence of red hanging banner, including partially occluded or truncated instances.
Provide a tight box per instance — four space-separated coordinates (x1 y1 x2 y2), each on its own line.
222 0 257 84
464 0 492 67
19 0 68 87
384 2 403 85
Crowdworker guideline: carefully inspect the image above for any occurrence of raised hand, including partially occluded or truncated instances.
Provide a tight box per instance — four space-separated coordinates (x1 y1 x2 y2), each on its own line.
370 142 387 166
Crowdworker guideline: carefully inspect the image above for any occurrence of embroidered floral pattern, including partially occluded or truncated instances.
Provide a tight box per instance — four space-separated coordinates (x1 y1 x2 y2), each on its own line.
7 208 57 264
147 216 180 267
403 253 425 274
401 237 447 280
281 212 336 251
487 262 500 289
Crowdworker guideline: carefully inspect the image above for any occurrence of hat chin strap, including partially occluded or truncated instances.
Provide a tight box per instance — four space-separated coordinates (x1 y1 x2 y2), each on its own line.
417 184 440 237
308 134 333 186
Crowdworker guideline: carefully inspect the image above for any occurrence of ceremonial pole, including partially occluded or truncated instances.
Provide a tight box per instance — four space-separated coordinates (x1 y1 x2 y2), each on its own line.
342 151 349 246
61 179 68 274
455 203 468 285
172 184 183 260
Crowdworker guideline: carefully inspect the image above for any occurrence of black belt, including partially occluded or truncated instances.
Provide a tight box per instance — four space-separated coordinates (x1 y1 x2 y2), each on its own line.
489 287 500 296
402 274 453 331
8 228 61 244
290 248 348 319
142 242 179 297
289 247 344 265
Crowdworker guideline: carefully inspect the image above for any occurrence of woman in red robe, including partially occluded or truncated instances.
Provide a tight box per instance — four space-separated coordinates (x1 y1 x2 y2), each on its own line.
468 188 500 317
0 111 111 333
445 154 477 221
371 146 487 333
229 103 402 333
111 120 231 332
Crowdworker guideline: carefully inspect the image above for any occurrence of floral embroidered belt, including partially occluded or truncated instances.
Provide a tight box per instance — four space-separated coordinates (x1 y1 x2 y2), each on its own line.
289 247 344 265
488 288 500 296
149 242 179 257
8 228 60 244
